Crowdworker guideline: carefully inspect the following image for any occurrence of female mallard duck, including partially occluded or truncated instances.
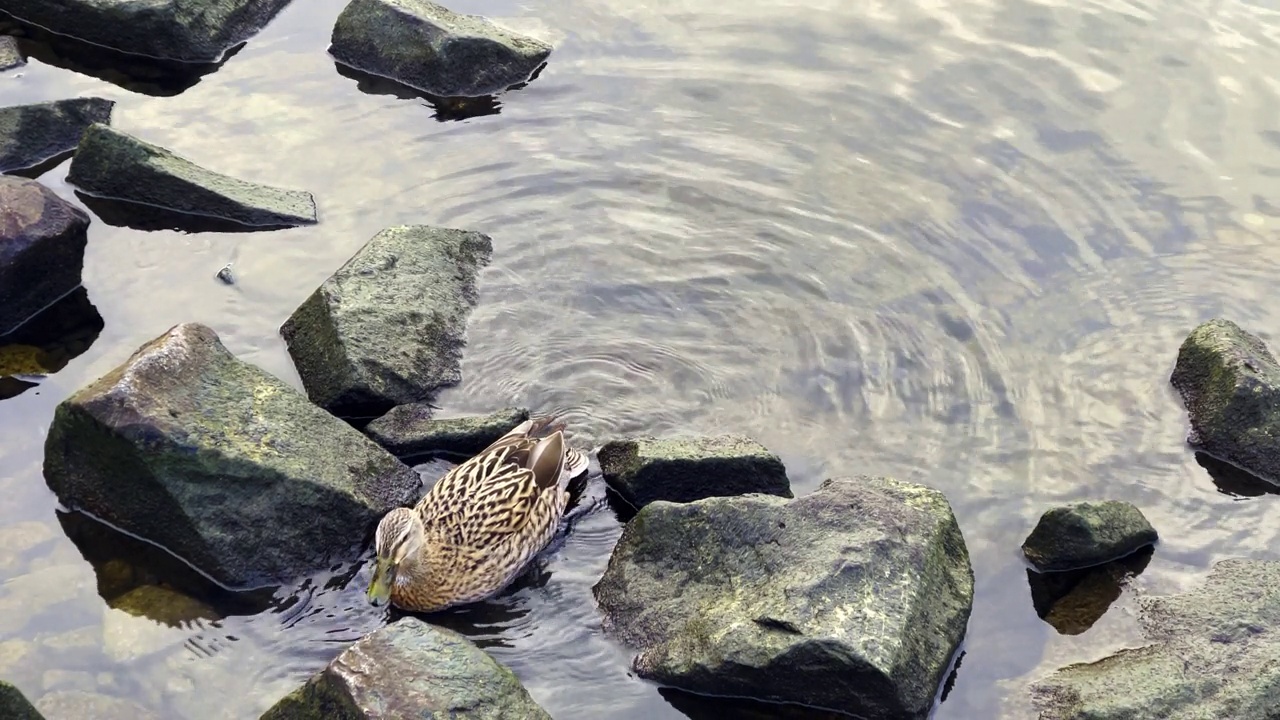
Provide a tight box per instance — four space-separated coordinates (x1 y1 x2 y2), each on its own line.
366 416 589 613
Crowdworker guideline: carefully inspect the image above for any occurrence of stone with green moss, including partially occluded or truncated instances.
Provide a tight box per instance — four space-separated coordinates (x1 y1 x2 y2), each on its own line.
593 475 973 719
2 0 293 63
597 434 791 509
260 617 552 720
0 38 21 72
0 176 90 335
66 124 316 228
1022 500 1158 573
280 225 493 418
363 405 528 459
0 98 113 173
42 322 421 589
329 0 552 98
0 681 43 720
1032 558 1280 719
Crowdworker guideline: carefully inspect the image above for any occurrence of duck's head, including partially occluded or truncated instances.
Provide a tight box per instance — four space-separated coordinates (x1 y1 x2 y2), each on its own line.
367 507 424 607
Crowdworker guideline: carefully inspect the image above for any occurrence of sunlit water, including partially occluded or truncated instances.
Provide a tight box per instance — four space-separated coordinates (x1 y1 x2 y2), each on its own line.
5 0 1280 717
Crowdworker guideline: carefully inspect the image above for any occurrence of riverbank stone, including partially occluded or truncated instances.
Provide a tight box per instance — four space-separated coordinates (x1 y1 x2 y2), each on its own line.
42 322 421 588
0 38 24 72
364 405 529 459
1171 318 1280 484
0 681 43 720
597 434 791 509
594 475 973 719
260 618 553 720
1021 501 1158 573
280 225 493 418
330 0 552 97
66 123 317 228
1032 558 1280 719
0 98 114 174
1 0 293 63
0 176 90 335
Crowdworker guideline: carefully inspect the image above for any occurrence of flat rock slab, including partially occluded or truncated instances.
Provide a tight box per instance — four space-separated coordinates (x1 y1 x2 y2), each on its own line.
0 176 90 335
330 0 552 97
42 322 422 588
1032 558 1280 719
260 617 552 720
2 0 294 63
67 123 317 228
281 225 493 418
0 681 43 720
0 98 114 174
0 37 24 72
363 405 529 458
593 475 974 719
1171 318 1280 485
1022 500 1158 573
597 434 791 509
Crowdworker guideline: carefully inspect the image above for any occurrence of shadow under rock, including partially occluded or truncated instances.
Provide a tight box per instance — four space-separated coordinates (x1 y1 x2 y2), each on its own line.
332 61 544 122
1196 451 1280 498
75 191 295 234
660 688 873 720
0 285 103 401
1026 544 1155 636
0 17 238 97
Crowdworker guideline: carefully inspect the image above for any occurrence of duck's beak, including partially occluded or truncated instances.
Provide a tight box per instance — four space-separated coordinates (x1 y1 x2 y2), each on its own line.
367 556 395 607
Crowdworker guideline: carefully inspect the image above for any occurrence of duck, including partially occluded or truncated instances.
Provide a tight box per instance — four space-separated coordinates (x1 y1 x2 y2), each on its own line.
366 416 589 613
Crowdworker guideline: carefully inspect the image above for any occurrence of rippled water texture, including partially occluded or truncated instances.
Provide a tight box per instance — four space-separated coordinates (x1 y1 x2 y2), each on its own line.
5 0 1280 717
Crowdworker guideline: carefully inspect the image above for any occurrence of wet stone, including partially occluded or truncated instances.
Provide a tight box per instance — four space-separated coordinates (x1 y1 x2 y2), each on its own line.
1021 500 1158 573
330 0 552 97
0 176 90 336
0 37 24 72
67 123 317 228
0 680 43 720
0 97 114 173
364 405 529 459
597 433 792 510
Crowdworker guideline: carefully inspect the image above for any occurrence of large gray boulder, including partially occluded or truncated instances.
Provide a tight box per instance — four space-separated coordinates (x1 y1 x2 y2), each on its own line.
0 98 114 173
260 618 552 720
597 434 791 509
1171 319 1280 484
280 225 493 418
42 322 421 588
1032 558 1280 719
0 177 90 335
0 38 24 72
0 681 43 720
1021 500 1158 572
1 0 294 63
593 476 973 719
66 123 316 228
329 0 552 97
363 405 529 459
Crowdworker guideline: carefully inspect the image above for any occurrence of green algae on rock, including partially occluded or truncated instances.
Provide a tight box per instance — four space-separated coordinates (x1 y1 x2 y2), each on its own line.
260 618 552 720
1171 318 1280 485
280 225 493 418
0 37 22 72
66 123 317 228
0 176 90 335
1 0 294 63
0 97 114 173
0 680 44 720
597 433 791 509
1032 558 1280 719
1021 500 1158 573
363 405 529 459
593 476 973 720
329 0 552 98
42 322 421 589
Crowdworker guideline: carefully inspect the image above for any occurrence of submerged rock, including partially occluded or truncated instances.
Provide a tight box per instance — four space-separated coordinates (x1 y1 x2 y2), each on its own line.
260 618 552 720
364 405 529 459
330 0 552 97
0 176 90 335
42 322 421 588
0 37 24 72
0 680 43 720
1171 319 1280 485
597 434 791 509
0 97 114 173
594 475 973 719
1 0 293 63
36 691 158 720
280 225 493 418
66 123 317 228
1032 558 1280 719
1021 501 1158 573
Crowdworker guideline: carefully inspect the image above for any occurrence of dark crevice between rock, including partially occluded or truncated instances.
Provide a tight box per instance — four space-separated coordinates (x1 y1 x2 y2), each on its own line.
332 61 518 123
1026 544 1154 636
74 191 294 234
0 285 103 401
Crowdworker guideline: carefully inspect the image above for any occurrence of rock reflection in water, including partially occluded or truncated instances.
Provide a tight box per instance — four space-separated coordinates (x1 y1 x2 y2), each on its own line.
0 286 103 401
659 688 865 720
74 192 294 235
1197 452 1280 499
1025 545 1155 636
332 62 511 123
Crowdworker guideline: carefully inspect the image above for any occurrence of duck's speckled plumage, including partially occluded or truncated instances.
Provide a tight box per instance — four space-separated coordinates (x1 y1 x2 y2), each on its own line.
375 417 588 613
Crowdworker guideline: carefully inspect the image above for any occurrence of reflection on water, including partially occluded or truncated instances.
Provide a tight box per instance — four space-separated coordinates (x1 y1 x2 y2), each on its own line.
74 192 296 234
5 0 1280 718
332 62 514 123
1026 546 1154 636
0 286 103 401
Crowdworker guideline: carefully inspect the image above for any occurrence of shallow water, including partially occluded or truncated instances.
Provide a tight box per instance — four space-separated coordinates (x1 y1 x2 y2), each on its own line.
4 0 1280 717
